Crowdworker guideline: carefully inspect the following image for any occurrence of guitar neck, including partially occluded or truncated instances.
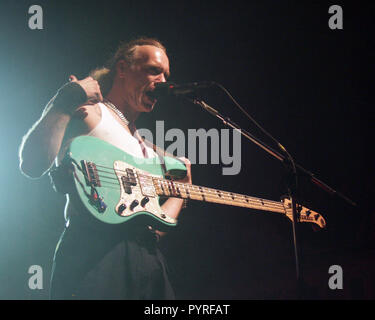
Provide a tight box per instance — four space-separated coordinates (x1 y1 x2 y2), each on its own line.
152 177 285 214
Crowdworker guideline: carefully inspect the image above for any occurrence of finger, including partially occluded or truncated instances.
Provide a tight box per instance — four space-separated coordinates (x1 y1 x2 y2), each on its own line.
97 91 103 101
95 85 103 101
69 75 78 82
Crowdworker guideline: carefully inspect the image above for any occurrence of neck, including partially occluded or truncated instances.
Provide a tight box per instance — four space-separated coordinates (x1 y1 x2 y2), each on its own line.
150 176 285 214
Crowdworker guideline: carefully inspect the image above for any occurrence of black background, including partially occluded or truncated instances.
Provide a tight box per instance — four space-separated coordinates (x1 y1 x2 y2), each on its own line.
0 0 374 299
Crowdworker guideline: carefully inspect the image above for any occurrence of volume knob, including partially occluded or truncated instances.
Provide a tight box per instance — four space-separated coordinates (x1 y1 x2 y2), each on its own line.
117 203 127 214
141 196 150 207
130 200 139 211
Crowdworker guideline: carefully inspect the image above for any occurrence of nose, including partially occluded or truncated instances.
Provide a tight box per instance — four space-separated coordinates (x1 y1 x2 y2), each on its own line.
155 73 166 83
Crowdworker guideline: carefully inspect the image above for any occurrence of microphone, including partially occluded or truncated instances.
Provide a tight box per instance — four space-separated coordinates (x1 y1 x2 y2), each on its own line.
148 81 215 99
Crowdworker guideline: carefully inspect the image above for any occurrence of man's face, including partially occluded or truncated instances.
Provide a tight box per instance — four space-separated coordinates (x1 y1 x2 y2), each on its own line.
120 45 170 113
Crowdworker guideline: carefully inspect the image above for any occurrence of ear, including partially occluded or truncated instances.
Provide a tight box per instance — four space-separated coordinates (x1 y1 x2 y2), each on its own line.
115 59 128 79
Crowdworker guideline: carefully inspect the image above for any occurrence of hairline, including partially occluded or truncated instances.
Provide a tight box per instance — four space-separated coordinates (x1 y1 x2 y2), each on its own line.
127 44 168 66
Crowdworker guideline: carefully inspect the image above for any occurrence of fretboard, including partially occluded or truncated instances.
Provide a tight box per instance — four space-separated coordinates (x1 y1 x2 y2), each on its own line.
152 177 285 214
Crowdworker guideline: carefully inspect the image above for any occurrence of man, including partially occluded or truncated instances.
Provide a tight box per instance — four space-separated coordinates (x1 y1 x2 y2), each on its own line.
19 38 192 299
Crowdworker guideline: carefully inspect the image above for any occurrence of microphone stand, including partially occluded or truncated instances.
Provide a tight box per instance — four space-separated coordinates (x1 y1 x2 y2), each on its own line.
188 98 356 298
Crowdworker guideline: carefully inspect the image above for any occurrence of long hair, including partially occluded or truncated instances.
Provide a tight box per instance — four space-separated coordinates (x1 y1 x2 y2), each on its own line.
89 37 167 97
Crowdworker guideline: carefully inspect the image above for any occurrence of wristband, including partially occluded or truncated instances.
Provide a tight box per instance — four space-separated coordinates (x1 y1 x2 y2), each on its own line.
53 82 88 114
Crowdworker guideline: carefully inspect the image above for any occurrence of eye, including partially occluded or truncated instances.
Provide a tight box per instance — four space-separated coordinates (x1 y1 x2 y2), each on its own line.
146 66 169 80
148 67 161 75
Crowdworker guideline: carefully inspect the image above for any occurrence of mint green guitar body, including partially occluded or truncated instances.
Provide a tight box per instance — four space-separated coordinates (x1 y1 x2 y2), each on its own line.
66 136 186 229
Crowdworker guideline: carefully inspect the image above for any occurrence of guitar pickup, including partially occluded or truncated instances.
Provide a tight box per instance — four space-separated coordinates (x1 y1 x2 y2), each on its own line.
120 168 137 194
126 168 137 185
81 160 101 187
121 176 132 194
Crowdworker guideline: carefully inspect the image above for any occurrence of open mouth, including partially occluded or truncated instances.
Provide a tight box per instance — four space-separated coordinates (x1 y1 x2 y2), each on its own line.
144 90 157 104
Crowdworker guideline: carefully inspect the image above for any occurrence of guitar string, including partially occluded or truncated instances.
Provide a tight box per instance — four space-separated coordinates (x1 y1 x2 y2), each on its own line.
151 177 286 211
77 165 320 224
93 167 284 211
90 168 286 211
83 170 320 223
86 165 286 211
80 164 285 212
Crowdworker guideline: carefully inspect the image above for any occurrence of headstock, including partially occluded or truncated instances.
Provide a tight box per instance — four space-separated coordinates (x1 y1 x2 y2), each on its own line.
281 198 326 229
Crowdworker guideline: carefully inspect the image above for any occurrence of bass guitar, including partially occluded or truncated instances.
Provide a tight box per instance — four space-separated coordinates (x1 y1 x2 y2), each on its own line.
58 136 326 230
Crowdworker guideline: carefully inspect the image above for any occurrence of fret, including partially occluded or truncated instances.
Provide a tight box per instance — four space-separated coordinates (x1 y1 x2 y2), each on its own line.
152 177 285 214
